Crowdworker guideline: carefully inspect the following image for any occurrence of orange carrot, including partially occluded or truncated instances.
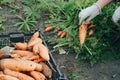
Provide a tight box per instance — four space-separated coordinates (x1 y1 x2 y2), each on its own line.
29 71 46 80
28 31 39 43
60 32 67 38
28 38 42 48
32 43 39 54
4 68 34 80
0 74 19 80
57 31 63 37
34 62 43 71
45 26 54 32
79 24 88 46
88 29 94 36
33 57 45 63
40 62 52 78
38 44 50 61
0 59 37 72
12 50 35 58
0 71 3 74
28 55 40 61
15 42 28 50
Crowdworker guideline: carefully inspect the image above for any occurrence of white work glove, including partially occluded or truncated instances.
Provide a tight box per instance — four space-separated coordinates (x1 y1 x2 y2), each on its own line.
112 6 120 27
78 3 101 25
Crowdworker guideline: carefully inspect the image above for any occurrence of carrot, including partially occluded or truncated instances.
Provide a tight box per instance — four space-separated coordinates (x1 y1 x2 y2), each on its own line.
88 29 94 36
40 62 52 78
4 68 34 80
0 74 19 80
0 46 15 58
28 38 42 48
15 42 28 50
12 50 35 58
45 26 54 32
38 44 50 61
34 62 43 71
32 43 39 54
79 24 88 46
0 59 37 72
60 32 67 38
0 71 3 74
28 32 39 43
57 31 63 37
28 55 40 61
29 71 46 80
33 57 45 63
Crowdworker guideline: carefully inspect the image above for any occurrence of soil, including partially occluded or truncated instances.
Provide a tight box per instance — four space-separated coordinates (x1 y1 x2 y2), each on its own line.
0 3 120 80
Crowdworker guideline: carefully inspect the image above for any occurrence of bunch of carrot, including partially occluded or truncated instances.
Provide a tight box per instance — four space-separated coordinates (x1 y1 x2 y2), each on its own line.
0 32 52 80
79 22 95 47
45 26 67 38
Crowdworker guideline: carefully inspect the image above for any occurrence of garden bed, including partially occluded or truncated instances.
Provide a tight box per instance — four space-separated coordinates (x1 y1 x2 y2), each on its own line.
0 0 120 80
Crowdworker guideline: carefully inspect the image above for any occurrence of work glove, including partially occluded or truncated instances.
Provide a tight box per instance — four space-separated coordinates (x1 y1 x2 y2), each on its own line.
112 6 120 27
78 3 101 25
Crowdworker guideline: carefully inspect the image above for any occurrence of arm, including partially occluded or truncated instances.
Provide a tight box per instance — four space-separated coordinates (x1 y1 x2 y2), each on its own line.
96 0 112 9
78 0 113 25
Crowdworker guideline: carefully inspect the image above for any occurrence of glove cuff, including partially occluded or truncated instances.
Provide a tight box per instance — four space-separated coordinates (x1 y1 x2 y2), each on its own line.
94 3 102 14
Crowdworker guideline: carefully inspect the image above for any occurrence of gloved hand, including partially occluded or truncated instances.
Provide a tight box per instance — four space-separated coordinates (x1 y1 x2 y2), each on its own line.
78 3 101 25
112 6 120 27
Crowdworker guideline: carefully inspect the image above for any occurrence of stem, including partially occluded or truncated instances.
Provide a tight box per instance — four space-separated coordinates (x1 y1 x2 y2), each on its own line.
84 44 93 55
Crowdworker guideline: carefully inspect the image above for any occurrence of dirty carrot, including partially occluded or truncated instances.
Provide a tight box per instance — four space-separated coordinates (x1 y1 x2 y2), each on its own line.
15 42 28 50
79 24 88 46
4 68 34 80
33 57 45 63
38 44 50 61
28 38 42 48
12 50 35 58
32 43 39 54
0 74 19 80
0 59 37 72
29 71 46 80
28 31 39 43
28 55 40 61
45 26 54 32
40 62 52 78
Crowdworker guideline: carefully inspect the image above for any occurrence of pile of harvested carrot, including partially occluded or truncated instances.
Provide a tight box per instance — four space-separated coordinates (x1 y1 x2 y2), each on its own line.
0 32 52 80
79 22 95 47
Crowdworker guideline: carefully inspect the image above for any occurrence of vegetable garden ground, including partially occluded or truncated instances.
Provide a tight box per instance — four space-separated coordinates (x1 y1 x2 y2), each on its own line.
0 0 120 80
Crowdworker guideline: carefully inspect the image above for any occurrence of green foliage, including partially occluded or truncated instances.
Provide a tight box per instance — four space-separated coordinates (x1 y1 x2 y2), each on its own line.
14 15 37 31
43 0 120 65
0 15 6 30
22 0 41 20
69 72 82 80
0 24 5 30
0 0 15 4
